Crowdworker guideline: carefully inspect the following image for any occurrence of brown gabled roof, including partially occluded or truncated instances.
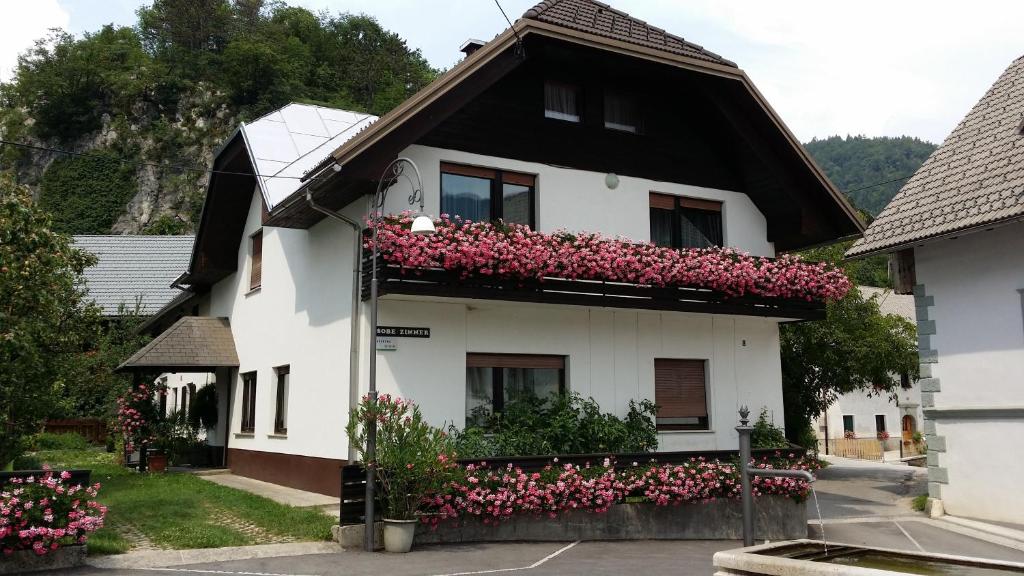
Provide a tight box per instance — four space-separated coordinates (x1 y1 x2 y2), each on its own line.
847 55 1024 258
523 0 735 67
116 316 239 372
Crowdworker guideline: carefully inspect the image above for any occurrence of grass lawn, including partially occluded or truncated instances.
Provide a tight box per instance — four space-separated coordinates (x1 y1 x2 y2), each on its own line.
34 448 335 554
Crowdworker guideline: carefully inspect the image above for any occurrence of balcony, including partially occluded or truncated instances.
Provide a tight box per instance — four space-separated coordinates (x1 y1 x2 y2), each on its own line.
361 217 850 320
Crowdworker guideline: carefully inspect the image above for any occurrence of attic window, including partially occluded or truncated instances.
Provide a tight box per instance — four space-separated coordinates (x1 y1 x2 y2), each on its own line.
544 81 580 122
604 90 638 133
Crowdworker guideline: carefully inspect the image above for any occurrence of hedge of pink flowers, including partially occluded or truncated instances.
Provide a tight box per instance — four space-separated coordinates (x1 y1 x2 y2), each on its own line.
370 215 851 301
421 453 819 526
1 470 106 556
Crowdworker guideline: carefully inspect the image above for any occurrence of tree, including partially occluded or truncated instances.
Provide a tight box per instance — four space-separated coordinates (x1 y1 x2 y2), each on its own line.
0 176 100 465
780 286 919 446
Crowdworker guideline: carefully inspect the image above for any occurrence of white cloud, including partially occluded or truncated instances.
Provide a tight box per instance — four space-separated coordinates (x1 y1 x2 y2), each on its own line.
0 0 70 82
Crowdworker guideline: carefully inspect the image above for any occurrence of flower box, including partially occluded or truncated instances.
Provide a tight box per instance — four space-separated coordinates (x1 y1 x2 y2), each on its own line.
0 543 85 574
415 496 806 543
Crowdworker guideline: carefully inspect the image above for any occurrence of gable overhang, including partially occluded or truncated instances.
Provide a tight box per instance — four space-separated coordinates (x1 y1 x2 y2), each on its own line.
264 19 863 249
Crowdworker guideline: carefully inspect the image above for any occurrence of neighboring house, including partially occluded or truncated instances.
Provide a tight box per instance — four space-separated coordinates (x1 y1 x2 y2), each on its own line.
120 0 863 496
815 287 921 451
847 56 1024 523
73 234 211 419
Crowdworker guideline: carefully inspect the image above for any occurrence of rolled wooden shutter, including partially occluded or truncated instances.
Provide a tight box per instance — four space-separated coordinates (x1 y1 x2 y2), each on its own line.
679 197 722 212
649 192 676 210
654 359 707 423
467 353 564 370
250 230 263 290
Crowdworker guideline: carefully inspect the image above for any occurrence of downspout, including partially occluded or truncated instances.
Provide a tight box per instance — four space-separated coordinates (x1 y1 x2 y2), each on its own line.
304 163 363 462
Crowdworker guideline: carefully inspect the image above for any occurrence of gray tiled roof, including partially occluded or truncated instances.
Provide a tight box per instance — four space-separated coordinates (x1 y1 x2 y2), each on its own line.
848 55 1024 257
73 235 194 316
523 0 736 67
117 316 238 372
859 286 915 323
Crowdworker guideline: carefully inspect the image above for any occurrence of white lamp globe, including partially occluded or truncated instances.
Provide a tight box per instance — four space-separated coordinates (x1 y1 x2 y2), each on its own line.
410 214 436 235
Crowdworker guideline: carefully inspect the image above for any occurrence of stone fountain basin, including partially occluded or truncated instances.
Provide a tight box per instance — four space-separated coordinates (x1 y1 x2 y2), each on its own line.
713 539 1024 575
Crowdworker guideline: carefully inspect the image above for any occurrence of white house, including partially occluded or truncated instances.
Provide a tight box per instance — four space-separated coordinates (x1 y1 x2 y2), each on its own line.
121 0 863 496
847 55 1024 523
815 287 922 455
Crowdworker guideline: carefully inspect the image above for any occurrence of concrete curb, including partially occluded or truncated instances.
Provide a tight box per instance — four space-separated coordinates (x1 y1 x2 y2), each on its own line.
939 516 1024 546
84 541 342 569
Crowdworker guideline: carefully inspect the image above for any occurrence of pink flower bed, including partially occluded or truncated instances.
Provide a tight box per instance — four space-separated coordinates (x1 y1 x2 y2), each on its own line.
421 454 819 526
1 470 106 556
370 215 850 301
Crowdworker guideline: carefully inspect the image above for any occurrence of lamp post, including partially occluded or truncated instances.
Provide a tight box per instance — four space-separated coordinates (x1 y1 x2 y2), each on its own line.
364 157 435 551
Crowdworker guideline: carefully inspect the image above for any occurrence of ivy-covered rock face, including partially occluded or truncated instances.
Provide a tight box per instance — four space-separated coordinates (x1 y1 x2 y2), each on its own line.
39 152 136 235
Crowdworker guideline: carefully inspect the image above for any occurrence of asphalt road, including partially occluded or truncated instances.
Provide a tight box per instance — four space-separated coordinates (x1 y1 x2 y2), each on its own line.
57 458 1024 576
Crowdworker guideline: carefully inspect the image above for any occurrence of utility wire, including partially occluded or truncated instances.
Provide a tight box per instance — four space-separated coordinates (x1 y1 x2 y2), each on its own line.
0 139 305 180
1 137 919 195
494 0 525 58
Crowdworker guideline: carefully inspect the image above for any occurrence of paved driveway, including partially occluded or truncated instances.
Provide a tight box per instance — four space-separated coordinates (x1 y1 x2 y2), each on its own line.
60 457 1024 576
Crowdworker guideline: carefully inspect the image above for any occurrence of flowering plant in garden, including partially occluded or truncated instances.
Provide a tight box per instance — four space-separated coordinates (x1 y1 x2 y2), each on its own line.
877 431 890 441
115 382 166 453
369 214 851 302
346 394 457 520
843 430 857 439
0 470 106 556
421 453 820 526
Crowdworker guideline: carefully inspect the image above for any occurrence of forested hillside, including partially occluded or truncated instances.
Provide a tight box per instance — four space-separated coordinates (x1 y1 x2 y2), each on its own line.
0 0 437 234
804 135 937 216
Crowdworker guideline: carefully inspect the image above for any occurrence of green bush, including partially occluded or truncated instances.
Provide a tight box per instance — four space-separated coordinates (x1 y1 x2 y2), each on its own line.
31 432 90 451
750 407 790 449
450 393 658 459
12 453 43 470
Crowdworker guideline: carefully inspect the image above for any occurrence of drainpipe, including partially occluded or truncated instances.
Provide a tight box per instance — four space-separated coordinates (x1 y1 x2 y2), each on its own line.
304 164 363 464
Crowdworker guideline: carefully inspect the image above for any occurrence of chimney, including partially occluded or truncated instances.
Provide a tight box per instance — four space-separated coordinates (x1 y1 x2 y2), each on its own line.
460 39 486 58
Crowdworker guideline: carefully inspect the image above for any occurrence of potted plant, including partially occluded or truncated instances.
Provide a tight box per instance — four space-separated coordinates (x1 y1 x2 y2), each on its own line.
346 394 453 553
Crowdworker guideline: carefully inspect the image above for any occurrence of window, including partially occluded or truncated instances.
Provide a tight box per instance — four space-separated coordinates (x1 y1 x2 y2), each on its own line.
179 386 188 417
440 163 535 226
604 91 638 133
544 81 580 122
875 414 887 434
650 193 723 249
159 387 167 416
900 372 911 389
240 372 257 433
465 354 565 428
249 230 263 291
274 366 290 435
654 359 709 431
842 415 855 434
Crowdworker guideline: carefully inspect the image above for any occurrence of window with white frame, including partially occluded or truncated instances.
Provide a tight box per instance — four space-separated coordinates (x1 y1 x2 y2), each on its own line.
544 81 580 122
274 366 290 435
466 354 565 429
654 358 709 431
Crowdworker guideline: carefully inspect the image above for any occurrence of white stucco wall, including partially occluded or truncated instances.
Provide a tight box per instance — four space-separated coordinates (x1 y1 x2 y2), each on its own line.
816 382 922 441
364 297 784 452
915 222 1024 523
207 191 357 460
381 145 776 257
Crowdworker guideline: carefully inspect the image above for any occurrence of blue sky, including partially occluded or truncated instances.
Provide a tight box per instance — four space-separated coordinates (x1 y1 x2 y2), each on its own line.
3 1 1024 144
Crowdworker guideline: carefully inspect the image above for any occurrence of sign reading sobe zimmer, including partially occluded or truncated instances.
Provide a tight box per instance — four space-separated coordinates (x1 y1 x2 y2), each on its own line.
376 326 430 338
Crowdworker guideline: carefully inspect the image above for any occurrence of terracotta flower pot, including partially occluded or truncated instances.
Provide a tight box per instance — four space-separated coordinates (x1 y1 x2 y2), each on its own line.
148 452 168 473
383 518 417 553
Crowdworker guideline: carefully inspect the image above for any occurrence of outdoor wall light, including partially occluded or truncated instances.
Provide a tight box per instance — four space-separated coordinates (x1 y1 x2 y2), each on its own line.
411 214 436 235
605 172 620 189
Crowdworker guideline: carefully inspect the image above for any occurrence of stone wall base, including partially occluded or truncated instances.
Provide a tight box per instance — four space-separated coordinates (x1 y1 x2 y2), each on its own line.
0 544 86 574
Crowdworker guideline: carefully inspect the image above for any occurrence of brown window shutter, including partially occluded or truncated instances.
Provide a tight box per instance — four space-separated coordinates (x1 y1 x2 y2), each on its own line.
654 359 708 429
250 230 263 290
440 162 497 180
678 197 722 212
502 171 536 187
649 192 676 210
467 353 565 370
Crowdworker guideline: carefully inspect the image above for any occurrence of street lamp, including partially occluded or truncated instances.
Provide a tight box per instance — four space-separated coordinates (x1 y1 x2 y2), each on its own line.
364 157 434 551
